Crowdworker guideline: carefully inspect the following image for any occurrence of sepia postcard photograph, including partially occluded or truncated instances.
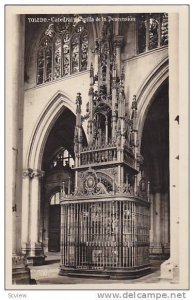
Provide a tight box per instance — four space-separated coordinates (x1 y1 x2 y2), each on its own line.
4 4 189 293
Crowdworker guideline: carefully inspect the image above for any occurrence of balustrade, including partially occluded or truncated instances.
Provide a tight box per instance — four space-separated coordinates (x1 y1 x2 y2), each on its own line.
79 147 136 167
80 147 117 165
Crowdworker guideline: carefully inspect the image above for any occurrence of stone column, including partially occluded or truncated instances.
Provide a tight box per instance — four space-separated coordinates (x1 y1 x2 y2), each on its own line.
114 36 123 77
160 13 180 281
149 194 154 253
163 193 170 256
105 116 108 144
21 169 32 252
43 195 50 253
94 44 98 77
25 170 45 266
6 11 31 284
7 14 25 256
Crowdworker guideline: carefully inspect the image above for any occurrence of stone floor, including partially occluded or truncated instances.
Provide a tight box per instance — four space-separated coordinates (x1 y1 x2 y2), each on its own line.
29 253 168 285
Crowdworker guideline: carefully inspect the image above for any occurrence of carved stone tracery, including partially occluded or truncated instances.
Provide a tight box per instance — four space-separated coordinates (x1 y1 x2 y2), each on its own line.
63 20 151 199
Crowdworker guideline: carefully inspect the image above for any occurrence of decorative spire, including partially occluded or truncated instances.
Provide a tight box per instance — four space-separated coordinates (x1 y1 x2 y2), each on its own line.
76 92 82 115
112 62 117 80
131 95 138 131
90 63 94 78
132 95 137 110
76 92 82 106
120 65 125 84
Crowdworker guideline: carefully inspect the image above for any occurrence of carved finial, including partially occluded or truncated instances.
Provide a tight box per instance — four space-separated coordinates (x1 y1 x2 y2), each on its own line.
120 65 125 83
86 101 89 112
88 86 94 96
95 40 99 53
132 95 137 110
76 93 82 106
90 63 94 78
119 84 125 102
113 63 117 78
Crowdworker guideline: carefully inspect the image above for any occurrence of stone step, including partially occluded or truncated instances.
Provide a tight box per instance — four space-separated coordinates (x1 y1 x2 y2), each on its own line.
30 267 60 280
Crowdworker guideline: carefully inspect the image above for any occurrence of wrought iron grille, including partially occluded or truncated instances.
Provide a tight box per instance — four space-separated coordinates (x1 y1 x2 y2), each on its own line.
61 200 150 269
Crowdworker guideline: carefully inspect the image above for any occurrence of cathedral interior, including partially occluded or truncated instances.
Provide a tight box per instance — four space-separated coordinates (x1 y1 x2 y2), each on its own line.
8 12 181 285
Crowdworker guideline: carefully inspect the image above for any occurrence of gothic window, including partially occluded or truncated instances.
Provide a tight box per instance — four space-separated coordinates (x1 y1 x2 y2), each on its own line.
149 14 159 50
80 31 88 71
54 36 62 79
71 35 79 74
45 47 52 82
137 13 168 54
37 36 52 84
50 149 74 170
161 13 168 46
36 18 88 85
62 32 70 76
37 48 44 84
137 14 147 54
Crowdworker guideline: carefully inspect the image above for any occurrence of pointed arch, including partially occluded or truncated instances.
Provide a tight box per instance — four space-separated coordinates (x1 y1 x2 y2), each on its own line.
135 57 169 151
26 91 76 171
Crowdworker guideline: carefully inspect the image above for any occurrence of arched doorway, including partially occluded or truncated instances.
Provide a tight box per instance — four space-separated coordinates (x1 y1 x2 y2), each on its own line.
140 80 170 260
40 108 76 254
39 107 87 254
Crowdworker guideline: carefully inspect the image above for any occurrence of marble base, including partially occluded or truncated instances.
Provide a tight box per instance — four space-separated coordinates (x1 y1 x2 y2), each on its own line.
26 255 45 266
12 255 31 284
23 242 46 266
59 265 151 280
12 266 31 285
